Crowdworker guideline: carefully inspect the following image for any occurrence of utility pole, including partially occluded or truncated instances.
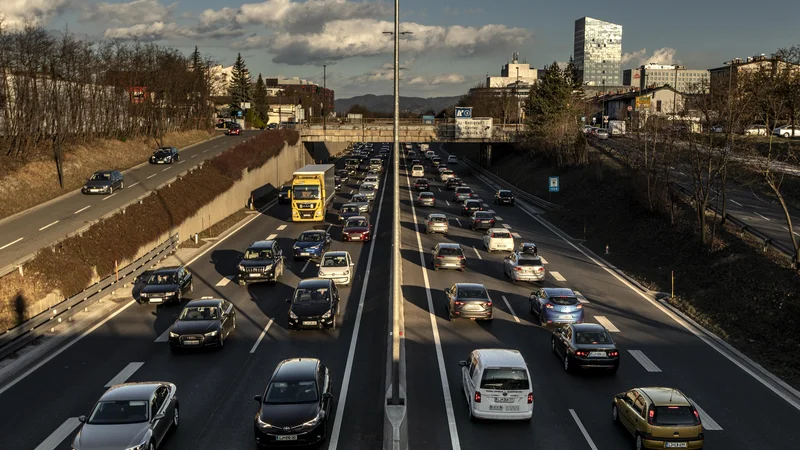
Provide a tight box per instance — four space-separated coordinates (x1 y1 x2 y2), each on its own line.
390 0 402 409
516 66 520 134
323 64 327 136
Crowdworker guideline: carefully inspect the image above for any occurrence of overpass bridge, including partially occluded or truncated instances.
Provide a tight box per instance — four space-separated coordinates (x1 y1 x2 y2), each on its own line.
298 119 523 143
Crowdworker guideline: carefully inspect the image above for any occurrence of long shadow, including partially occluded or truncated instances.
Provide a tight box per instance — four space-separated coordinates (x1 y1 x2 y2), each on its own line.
210 249 243 278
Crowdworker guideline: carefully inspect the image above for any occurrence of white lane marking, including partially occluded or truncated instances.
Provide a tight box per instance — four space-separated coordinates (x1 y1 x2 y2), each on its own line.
454 218 461 226
688 398 723 430
128 182 140 188
628 350 661 372
783 226 800 236
472 246 482 260
191 154 197 158
573 290 589 303
754 212 770 221
203 149 209 153
154 329 170 343
250 317 275 354
302 259 312 273
481 203 489 208
277 225 287 231
569 409 599 450
730 199 742 206
104 362 144 387
266 233 278 240
445 200 450 206
595 316 620 332
401 160 462 450
215 276 232 287
501 295 520 323
73 205 90 215
511 232 522 239
438 188 442 192
34 417 81 450
0 237 24 251
501 223 511 229
540 257 548 264
328 157 389 450
39 221 59 231
163 167 172 172
177 160 185 165
102 192 117 201
146 174 156 179
550 271 566 282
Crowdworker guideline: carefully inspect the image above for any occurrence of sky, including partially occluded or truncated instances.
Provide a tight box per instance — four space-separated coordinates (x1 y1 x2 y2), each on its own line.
2 0 799 99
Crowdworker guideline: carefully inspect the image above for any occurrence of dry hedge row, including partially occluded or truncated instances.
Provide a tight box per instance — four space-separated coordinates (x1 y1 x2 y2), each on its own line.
19 129 299 311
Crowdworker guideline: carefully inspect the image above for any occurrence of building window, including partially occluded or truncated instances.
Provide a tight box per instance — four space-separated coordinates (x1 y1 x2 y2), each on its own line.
656 100 662 112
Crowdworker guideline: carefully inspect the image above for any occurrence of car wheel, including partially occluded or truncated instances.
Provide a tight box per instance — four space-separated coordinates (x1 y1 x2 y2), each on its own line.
612 404 619 423
108 186 113 195
784 133 790 138
218 333 224 348
173 405 180 428
635 434 643 450
120 182 124 189
148 442 155 450
237 278 245 286
563 355 570 373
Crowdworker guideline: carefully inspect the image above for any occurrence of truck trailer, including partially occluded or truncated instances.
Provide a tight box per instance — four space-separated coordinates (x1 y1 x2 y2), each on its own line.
291 164 336 222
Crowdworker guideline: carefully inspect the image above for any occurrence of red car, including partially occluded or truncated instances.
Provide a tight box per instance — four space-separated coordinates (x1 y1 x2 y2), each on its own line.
226 125 242 135
342 216 372 242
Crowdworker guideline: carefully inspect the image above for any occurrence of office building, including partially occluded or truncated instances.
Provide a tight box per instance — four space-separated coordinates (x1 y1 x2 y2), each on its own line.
574 17 622 87
486 53 537 88
624 64 709 93
709 54 800 93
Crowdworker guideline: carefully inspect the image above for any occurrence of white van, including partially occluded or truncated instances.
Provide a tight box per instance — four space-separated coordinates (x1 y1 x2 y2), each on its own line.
483 228 514 252
459 349 533 421
411 165 425 177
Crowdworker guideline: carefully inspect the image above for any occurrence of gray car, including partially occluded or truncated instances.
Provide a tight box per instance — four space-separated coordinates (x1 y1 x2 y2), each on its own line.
359 182 377 200
350 194 372 213
425 213 449 234
72 382 179 450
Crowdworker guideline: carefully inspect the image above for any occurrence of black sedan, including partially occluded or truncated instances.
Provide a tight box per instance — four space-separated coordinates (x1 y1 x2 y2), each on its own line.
338 204 361 223
81 170 124 195
254 358 333 447
168 298 236 350
494 189 516 205
551 323 619 373
334 176 342 191
286 279 340 330
292 230 331 260
446 177 464 190
335 169 350 183
445 283 493 321
414 178 430 191
461 199 483 216
469 211 496 230
137 266 193 305
149 147 179 164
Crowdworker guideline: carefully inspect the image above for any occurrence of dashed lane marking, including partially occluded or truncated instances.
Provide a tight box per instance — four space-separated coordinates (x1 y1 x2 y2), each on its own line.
569 409 599 450
454 218 461 226
74 205 91 214
250 317 275 353
266 234 278 240
445 200 450 206
39 221 59 231
689 398 723 430
472 246 482 260
105 362 144 387
628 350 662 372
0 237 23 250
730 199 742 206
494 216 503 221
147 174 156 179
573 290 588 303
511 232 522 239
501 223 511 229
277 225 287 231
594 315 620 332
215 276 233 287
34 417 81 450
501 295 520 323
754 212 770 221
163 167 172 172
128 182 140 188
102 193 117 201
550 271 566 282
540 256 548 264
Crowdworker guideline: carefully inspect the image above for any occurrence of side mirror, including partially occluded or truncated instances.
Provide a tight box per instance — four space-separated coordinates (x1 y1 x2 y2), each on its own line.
458 360 468 367
323 393 333 400
614 393 624 400
153 413 165 422
78 415 87 423
254 395 263 402
350 262 354 266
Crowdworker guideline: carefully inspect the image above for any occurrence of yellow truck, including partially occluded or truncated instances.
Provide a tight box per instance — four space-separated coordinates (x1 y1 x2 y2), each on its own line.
291 164 336 222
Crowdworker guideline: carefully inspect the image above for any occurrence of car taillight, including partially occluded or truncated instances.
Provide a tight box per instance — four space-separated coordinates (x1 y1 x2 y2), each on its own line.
527 393 533 404
545 304 554 309
490 220 495 224
693 408 701 425
608 350 619 357
648 408 655 424
574 350 588 357
484 301 492 307
514 267 523 271
454 301 465 306
537 267 544 272
436 255 444 258
458 255 465 259
474 391 481 403
576 304 583 309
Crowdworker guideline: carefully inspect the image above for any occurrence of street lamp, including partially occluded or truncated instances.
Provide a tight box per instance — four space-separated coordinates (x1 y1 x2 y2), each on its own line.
516 67 520 133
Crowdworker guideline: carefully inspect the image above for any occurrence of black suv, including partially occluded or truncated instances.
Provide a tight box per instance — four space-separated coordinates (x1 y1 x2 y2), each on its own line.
286 279 341 330
494 189 515 205
237 240 285 285
149 147 179 164
137 266 193 305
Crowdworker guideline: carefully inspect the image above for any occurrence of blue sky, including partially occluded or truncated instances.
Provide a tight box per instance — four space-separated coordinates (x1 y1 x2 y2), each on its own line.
4 0 799 99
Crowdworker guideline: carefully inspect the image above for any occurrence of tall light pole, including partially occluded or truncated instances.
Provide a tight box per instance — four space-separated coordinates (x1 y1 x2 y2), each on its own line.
323 64 327 132
516 67 520 133
390 0 403 408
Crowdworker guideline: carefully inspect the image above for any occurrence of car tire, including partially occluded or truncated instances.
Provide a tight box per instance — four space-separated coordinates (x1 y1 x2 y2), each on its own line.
173 405 180 429
237 278 245 286
468 403 477 422
563 355 571 373
784 133 790 138
148 441 155 450
108 186 113 195
189 282 194 294
635 434 643 450
120 182 124 190
612 404 619 423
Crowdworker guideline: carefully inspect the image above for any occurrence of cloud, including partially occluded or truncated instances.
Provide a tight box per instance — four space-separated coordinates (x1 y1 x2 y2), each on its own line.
407 73 466 86
622 47 680 66
235 0 391 34
104 21 245 41
230 34 270 50
267 19 530 65
0 0 70 28
80 0 175 26
349 66 466 88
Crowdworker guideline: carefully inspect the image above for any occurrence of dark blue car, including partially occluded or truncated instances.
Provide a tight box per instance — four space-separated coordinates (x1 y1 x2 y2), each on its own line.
292 230 331 260
529 287 584 326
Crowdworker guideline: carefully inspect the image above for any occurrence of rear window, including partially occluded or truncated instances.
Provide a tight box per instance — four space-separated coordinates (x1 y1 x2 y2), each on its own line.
491 232 511 239
575 331 612 344
456 187 471 193
420 192 434 198
550 296 578 306
437 247 463 256
653 406 698 426
517 258 542 267
456 287 488 298
474 212 493 219
480 368 530 390
413 165 423 170
429 217 447 223
499 191 513 197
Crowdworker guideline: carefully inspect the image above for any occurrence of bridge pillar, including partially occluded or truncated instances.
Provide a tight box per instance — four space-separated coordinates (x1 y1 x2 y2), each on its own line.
479 143 492 168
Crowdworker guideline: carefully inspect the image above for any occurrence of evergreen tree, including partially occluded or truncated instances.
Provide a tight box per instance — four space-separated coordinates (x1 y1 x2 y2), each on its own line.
228 53 252 114
253 73 269 123
190 46 202 72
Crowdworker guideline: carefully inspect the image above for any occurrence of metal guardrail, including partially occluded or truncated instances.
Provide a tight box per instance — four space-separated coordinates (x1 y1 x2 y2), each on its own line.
0 234 179 360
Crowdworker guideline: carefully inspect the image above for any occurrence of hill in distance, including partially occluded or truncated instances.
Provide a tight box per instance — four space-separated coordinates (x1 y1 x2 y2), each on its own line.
335 94 461 115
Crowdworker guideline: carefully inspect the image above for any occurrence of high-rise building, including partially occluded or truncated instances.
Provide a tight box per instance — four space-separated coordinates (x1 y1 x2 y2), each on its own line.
574 17 622 87
486 53 538 88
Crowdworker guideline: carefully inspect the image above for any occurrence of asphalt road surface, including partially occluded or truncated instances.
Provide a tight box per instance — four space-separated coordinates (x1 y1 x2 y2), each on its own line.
0 131 253 272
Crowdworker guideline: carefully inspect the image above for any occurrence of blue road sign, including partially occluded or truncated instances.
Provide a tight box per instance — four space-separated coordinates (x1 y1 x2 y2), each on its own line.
549 176 560 193
454 107 473 118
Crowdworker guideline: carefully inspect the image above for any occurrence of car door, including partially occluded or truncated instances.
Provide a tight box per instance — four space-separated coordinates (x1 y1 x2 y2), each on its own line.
462 353 477 403
561 326 573 355
620 390 640 434
532 289 544 316
149 387 168 445
631 393 648 435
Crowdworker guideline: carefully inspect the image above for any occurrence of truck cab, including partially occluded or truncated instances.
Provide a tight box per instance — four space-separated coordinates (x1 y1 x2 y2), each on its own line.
291 164 336 222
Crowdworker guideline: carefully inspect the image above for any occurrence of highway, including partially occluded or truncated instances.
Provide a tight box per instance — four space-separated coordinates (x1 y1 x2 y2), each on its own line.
2 141 800 450
0 131 253 273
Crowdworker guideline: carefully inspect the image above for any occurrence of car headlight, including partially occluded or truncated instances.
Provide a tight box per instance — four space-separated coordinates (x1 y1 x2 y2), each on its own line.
289 310 298 319
238 264 245 271
125 443 147 450
301 412 324 428
321 310 332 319
169 332 179 338
256 415 273 429
204 330 218 337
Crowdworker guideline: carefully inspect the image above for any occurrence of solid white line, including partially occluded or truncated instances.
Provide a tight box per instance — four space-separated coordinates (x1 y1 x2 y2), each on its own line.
688 398 723 430
215 276 232 287
302 259 311 273
400 160 462 450
454 218 461 226
328 158 390 450
266 233 278 241
730 199 742 206
73 205 90 214
146 173 156 179
163 167 172 172
628 350 662 372
34 417 81 450
540 257 548 264
550 271 566 282
128 182 140 188
501 295 520 323
250 318 275 354
501 223 511 229
154 329 170 343
0 237 24 250
472 246 482 260
102 192 117 201
39 221 59 231
445 200 450 206
511 232 522 239
277 225 287 231
754 211 770 221
569 409 599 450
573 290 589 303
595 315 620 332
104 362 144 387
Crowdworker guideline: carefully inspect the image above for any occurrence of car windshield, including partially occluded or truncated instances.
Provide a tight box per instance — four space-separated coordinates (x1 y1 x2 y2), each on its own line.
88 400 149 424
465 201 479 207
155 149 171 156
437 247 462 256
90 173 111 181
346 219 368 228
520 244 537 254
456 188 471 193
491 231 511 239
322 255 348 267
499 191 513 197
359 185 374 191
293 185 320 200
293 287 330 303
352 195 367 202
179 306 219 320
244 249 273 260
517 258 542 267
457 287 488 298
575 331 613 344
653 406 697 426
264 380 318 405
341 206 359 213
474 212 493 219
147 273 177 285
298 233 324 242
480 368 530 390
550 296 578 306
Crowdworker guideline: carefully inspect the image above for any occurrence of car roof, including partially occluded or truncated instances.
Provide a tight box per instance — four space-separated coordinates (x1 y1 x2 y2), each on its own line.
464 199 481 203
473 349 526 368
101 382 161 401
438 242 461 249
360 183 376 188
184 298 223 308
248 240 276 249
543 287 575 297
296 278 333 289
517 254 541 262
487 228 509 233
93 170 114 175
300 230 326 235
273 358 320 382
474 211 493 216
341 203 359 208
323 251 349 258
419 191 434 195
152 266 181 275
454 283 487 290
498 189 512 193
638 387 691 406
346 215 368 222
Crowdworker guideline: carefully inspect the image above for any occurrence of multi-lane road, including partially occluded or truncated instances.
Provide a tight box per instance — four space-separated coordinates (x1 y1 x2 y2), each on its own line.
1 142 799 449
0 131 254 272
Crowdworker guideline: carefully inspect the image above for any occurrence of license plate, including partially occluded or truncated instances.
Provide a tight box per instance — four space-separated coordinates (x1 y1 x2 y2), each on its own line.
149 298 163 303
489 405 503 411
665 443 687 448
183 340 199 346
559 314 572 319
494 397 514 403
464 304 481 311
302 321 318 326
276 435 298 441
351 236 361 240
249 273 261 277
589 351 606 358
300 252 309 256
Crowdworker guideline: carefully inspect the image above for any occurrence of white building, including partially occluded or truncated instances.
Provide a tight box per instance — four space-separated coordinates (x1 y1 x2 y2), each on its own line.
636 64 709 93
486 53 537 88
208 64 251 97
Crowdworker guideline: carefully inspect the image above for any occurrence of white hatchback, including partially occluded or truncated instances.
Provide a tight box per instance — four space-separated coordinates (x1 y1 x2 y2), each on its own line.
459 349 533 421
411 165 425 177
362 175 380 188
317 251 355 286
484 228 514 252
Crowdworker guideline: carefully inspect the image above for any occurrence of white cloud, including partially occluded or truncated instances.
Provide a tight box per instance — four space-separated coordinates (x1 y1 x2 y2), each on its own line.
230 34 270 50
80 0 175 26
622 47 680 66
0 0 70 28
104 21 245 41
407 73 466 86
